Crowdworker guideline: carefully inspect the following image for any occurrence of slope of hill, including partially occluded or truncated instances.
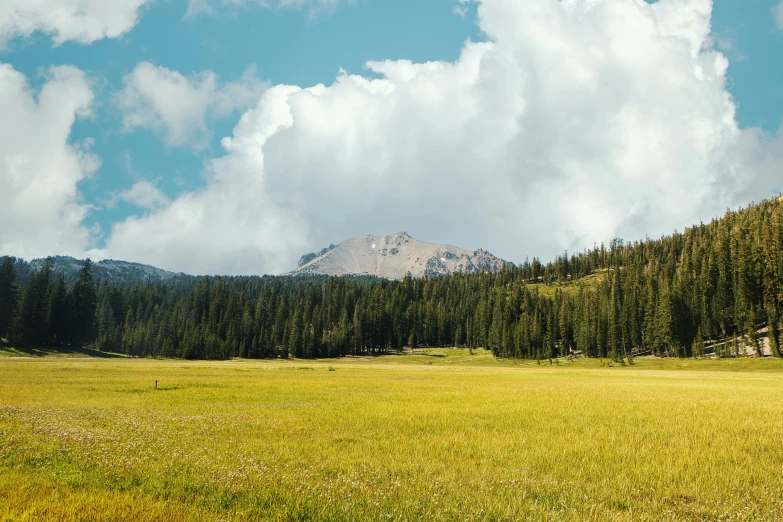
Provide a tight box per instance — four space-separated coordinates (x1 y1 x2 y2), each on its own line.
7 256 184 285
291 232 512 279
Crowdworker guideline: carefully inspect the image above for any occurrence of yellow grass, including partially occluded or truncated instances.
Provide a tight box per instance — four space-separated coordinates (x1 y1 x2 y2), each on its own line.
2 350 783 521
525 271 607 298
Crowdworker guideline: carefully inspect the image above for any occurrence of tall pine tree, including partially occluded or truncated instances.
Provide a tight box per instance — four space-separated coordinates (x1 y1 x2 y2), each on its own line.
69 259 98 346
0 257 18 340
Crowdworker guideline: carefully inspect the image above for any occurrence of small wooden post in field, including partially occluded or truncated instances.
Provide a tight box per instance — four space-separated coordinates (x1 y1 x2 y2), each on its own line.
155 380 157 390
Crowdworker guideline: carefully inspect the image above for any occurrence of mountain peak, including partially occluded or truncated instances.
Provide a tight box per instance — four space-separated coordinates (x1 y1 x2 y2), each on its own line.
292 233 511 279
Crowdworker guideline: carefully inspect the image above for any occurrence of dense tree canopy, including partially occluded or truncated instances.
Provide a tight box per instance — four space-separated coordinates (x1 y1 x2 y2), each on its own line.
1 198 781 360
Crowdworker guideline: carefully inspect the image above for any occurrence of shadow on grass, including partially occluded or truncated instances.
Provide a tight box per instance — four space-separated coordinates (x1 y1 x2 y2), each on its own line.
0 344 125 358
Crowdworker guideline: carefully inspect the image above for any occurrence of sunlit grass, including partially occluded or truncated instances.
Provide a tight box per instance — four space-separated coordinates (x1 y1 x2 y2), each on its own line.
2 353 783 521
525 270 607 298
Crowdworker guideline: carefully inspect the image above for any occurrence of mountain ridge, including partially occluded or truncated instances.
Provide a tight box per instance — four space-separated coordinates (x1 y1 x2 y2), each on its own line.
5 255 185 285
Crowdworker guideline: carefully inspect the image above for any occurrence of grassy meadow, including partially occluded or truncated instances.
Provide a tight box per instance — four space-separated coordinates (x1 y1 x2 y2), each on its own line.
2 349 783 521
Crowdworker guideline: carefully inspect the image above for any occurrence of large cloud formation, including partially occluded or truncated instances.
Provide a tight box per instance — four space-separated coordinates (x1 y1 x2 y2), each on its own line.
0 0 154 47
103 0 783 275
0 64 98 260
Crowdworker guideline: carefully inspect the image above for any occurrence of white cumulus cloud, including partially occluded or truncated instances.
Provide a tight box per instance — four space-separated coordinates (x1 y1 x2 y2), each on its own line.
0 63 99 260
774 1 783 30
117 62 269 150
0 0 154 47
108 180 171 210
453 0 471 18
103 0 783 276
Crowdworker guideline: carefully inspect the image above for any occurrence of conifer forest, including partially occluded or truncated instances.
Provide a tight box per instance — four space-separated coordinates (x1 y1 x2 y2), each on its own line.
1 198 781 361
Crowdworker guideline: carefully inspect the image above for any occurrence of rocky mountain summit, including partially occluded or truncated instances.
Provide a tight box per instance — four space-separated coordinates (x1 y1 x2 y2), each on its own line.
292 232 512 279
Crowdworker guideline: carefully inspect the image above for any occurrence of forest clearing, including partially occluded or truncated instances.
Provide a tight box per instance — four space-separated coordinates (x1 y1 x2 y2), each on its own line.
2 351 783 521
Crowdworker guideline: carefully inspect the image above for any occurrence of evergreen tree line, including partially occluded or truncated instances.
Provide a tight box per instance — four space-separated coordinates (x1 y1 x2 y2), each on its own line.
0 198 780 360
0 258 97 348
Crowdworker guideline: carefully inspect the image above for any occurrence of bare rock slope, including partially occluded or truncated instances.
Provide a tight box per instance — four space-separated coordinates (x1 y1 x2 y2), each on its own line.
292 232 511 279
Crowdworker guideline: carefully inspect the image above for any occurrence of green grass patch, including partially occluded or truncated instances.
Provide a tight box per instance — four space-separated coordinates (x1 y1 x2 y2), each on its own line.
526 270 607 298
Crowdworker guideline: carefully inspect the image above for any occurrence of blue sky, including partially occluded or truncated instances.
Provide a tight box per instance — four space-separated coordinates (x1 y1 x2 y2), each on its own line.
1 0 782 274
711 0 783 129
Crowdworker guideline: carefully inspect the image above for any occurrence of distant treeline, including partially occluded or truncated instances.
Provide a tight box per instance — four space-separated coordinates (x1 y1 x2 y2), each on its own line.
1 198 781 360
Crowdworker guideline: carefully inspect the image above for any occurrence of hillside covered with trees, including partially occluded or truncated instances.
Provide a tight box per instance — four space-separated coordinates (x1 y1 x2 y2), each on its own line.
1 197 781 360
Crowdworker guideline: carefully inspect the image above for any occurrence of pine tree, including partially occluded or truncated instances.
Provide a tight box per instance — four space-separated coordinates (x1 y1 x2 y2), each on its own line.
70 260 98 346
691 327 705 358
49 277 70 346
654 285 674 357
16 258 53 346
488 297 504 355
745 305 761 356
96 295 118 352
608 270 622 361
0 257 18 340
769 307 781 357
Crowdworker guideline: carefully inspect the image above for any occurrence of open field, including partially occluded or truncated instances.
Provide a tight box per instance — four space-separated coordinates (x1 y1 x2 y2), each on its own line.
2 351 783 521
